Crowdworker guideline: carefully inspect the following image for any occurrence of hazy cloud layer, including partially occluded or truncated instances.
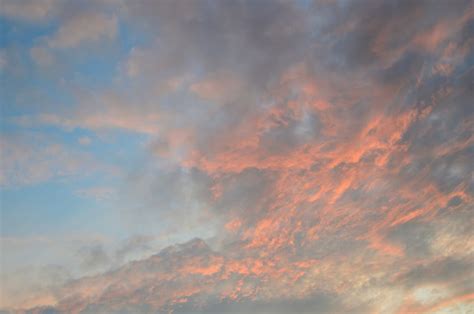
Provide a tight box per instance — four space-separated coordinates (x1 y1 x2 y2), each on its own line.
1 0 473 313
0 133 102 187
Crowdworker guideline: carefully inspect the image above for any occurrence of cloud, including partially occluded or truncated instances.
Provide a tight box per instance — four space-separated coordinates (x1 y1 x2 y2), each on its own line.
47 12 117 49
30 46 54 67
77 136 92 146
0 49 7 70
18 238 351 313
0 233 112 310
0 133 99 187
189 71 243 103
0 0 58 22
77 244 110 271
75 186 116 201
14 90 162 134
2 0 474 313
114 235 155 262
21 5 120 67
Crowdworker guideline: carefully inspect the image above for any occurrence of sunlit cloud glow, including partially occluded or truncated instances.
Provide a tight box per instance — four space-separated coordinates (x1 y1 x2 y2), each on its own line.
0 0 473 313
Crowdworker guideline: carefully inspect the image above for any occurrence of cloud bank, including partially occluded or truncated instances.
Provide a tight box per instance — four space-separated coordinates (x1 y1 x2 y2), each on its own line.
1 0 473 313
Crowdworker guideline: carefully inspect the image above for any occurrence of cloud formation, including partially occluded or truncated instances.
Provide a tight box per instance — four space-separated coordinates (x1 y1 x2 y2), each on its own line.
0 133 100 187
1 0 473 313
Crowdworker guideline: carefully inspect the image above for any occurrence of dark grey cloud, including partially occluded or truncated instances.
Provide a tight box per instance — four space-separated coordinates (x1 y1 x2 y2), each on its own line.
387 220 434 258
320 0 470 68
125 0 310 85
395 256 474 297
173 293 349 314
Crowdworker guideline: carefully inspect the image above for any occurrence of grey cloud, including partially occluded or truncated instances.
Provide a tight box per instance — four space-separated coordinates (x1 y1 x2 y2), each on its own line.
322 0 470 69
115 235 155 262
25 307 60 314
377 51 425 87
38 264 72 287
0 0 59 22
214 168 275 219
395 256 474 295
431 153 473 194
387 220 434 258
260 110 322 156
77 244 110 271
447 196 463 208
173 293 348 314
126 165 213 220
125 0 310 83
24 238 352 314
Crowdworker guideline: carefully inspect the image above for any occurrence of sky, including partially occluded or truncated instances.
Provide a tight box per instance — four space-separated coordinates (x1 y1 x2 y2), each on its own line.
0 0 473 313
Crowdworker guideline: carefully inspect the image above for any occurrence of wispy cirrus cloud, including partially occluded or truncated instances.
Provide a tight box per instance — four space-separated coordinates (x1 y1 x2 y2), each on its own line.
46 12 117 49
0 133 101 187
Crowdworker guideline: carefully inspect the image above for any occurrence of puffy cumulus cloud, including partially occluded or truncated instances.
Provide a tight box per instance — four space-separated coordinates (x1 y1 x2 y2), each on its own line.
3 0 474 313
